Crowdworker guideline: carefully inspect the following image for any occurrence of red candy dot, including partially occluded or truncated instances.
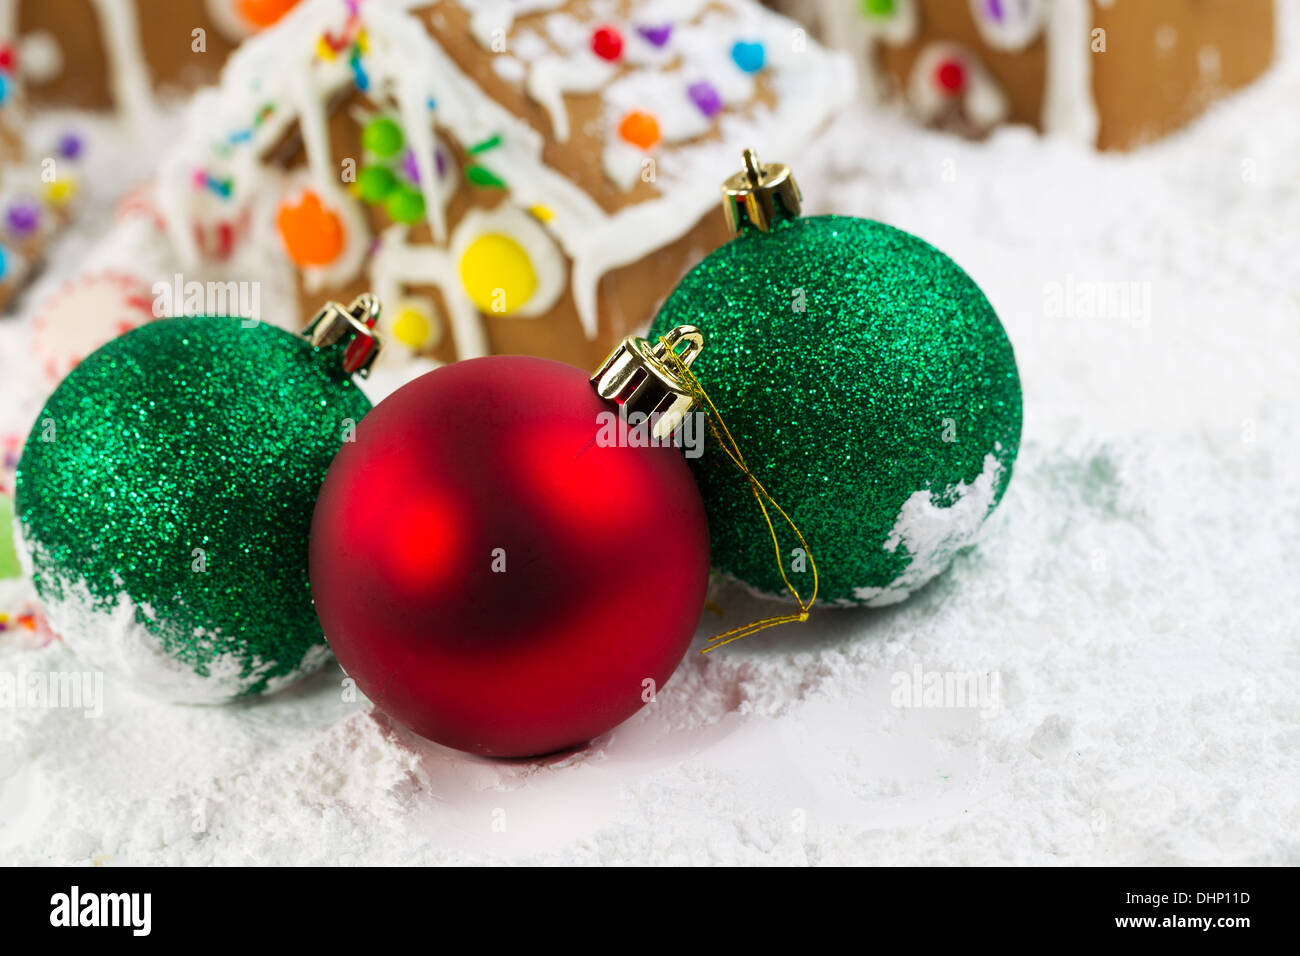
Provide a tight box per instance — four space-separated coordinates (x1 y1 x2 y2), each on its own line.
592 25 623 61
0 45 15 72
934 58 966 94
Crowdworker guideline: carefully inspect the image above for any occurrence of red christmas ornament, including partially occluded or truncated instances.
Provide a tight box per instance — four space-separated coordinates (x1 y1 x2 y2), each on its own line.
310 330 711 757
934 58 967 95
591 25 624 61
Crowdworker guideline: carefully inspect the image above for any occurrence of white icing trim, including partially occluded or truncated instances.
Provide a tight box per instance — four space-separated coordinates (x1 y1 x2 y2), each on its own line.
87 0 155 127
526 55 614 142
1040 0 1098 145
372 224 489 359
461 0 567 48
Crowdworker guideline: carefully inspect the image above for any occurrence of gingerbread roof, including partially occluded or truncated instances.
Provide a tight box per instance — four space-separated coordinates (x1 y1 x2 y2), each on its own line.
157 0 852 336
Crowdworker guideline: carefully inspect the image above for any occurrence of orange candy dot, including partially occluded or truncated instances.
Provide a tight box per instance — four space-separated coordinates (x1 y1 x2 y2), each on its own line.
237 0 300 29
618 110 661 150
277 190 345 267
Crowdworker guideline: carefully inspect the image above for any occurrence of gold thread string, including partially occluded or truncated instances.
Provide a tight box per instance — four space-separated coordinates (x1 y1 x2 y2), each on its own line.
659 338 818 652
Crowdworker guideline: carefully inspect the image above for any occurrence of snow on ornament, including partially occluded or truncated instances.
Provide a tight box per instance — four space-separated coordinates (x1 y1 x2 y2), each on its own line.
32 272 156 387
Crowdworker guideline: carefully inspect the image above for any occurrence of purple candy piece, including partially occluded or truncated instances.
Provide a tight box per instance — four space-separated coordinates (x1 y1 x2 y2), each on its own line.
986 0 1005 22
402 149 421 183
687 81 722 119
5 199 40 236
637 23 673 48
56 133 84 160
403 148 448 184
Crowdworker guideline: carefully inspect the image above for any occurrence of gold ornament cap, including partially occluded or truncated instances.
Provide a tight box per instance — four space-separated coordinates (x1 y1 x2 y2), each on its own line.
590 326 704 440
722 148 802 234
301 293 384 378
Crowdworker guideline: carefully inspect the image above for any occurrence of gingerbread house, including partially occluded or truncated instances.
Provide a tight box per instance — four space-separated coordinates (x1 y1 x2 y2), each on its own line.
1 0 302 121
775 0 1275 150
0 1 301 309
154 0 853 369
0 93 82 309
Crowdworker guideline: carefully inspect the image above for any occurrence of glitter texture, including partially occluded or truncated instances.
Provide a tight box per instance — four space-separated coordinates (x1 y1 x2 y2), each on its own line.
14 316 372 700
649 215 1022 605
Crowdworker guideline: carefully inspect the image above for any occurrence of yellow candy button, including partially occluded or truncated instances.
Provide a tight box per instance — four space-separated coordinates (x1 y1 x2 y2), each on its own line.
458 233 537 315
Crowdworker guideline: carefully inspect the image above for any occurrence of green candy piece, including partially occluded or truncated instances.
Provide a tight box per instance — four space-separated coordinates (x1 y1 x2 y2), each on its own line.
357 164 397 202
385 185 426 224
362 116 404 158
465 164 506 189
861 0 896 17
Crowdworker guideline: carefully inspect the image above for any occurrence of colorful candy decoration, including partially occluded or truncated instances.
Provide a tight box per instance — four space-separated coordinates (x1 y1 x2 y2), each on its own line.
43 177 78 207
362 115 404 158
688 80 723 119
357 164 396 202
56 133 84 160
591 25 624 62
384 184 425 225
277 189 345 266
237 0 302 30
459 233 538 315
451 206 566 319
637 24 673 48
6 199 40 237
465 164 506 190
618 110 661 150
390 297 442 350
934 57 967 95
353 114 449 227
32 271 157 386
730 40 766 74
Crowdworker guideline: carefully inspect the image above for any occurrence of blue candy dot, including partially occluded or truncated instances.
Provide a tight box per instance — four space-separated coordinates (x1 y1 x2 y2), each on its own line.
0 75 9 106
0 245 9 281
731 40 765 74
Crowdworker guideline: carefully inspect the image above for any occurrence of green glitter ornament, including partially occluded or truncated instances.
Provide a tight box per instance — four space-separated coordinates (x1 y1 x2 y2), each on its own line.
648 152 1022 607
13 298 382 701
